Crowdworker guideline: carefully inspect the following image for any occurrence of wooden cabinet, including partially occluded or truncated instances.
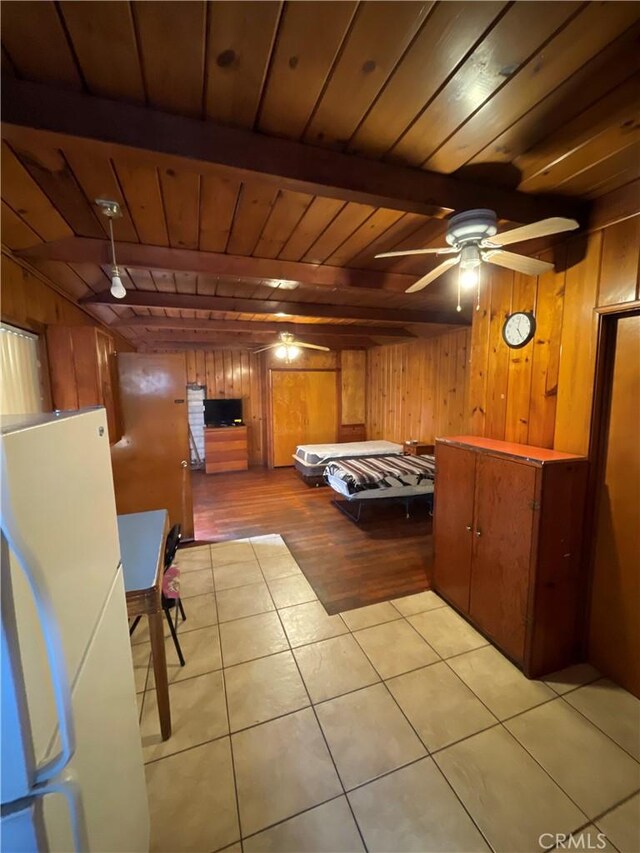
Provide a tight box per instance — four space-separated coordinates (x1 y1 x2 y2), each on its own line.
205 426 248 474
46 325 123 444
433 436 588 677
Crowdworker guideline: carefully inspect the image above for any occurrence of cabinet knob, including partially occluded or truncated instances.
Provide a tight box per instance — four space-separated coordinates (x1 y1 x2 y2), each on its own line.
181 460 188 468
476 529 482 537
465 525 472 532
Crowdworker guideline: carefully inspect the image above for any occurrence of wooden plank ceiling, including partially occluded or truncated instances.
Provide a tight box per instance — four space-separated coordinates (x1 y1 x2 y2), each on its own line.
1 1 639 350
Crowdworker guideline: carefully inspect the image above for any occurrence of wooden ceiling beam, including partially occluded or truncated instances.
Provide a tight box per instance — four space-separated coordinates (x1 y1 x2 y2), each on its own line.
138 343 260 353
1 77 588 224
110 316 415 338
80 290 467 325
16 237 417 293
136 335 376 350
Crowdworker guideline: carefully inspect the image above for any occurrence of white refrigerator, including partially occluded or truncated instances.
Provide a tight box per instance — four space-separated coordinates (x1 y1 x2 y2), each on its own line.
1 409 149 852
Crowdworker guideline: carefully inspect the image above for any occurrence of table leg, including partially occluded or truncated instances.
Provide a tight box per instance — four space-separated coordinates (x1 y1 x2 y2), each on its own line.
148 611 171 740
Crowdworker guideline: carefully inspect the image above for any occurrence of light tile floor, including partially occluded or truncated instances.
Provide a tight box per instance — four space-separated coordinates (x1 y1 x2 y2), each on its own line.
133 535 640 853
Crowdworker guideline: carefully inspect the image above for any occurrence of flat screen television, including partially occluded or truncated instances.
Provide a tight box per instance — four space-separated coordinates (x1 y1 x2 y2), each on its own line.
204 398 243 427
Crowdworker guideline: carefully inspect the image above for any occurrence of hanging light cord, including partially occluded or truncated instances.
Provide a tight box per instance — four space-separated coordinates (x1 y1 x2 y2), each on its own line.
108 216 118 273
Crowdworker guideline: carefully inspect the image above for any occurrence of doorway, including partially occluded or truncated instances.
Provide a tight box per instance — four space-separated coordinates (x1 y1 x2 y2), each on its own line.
187 384 206 469
269 370 338 467
588 307 640 697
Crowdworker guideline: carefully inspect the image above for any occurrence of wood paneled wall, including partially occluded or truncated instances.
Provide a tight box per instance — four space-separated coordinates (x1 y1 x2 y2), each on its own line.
261 348 339 371
468 211 640 455
184 349 265 467
366 329 471 444
1 253 134 414
183 346 367 467
1 253 132 347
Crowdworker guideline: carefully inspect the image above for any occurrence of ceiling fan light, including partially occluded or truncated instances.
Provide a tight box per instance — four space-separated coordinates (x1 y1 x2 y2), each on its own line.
459 244 481 269
288 345 300 359
275 345 288 360
110 272 126 299
459 267 479 290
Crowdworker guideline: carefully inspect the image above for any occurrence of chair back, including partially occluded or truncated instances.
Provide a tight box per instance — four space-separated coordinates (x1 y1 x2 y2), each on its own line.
164 524 182 570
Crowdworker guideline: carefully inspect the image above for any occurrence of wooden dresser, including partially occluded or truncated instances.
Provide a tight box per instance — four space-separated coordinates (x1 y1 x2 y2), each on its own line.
433 436 588 677
205 426 248 474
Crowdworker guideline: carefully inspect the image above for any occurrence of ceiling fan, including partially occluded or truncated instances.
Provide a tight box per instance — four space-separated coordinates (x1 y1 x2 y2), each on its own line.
375 209 579 309
254 331 330 362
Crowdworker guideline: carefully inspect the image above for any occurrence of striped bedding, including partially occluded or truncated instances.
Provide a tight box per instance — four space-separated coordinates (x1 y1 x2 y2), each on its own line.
324 454 436 496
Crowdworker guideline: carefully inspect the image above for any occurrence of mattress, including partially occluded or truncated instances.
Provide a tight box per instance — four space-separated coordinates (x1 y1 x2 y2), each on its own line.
294 459 331 479
327 474 435 501
325 454 436 497
293 440 403 467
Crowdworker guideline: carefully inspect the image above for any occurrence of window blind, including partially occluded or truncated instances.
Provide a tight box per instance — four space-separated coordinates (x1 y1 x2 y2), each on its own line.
0 323 44 415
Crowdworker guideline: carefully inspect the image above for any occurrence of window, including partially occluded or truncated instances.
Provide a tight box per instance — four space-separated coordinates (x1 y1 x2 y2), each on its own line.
0 323 45 415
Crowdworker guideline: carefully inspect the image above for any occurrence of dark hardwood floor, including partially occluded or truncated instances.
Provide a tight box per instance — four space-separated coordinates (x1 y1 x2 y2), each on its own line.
191 467 432 614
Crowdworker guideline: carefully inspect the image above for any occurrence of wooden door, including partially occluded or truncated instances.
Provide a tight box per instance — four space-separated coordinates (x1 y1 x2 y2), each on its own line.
470 454 536 662
110 353 194 539
270 370 337 467
433 444 476 611
589 315 640 696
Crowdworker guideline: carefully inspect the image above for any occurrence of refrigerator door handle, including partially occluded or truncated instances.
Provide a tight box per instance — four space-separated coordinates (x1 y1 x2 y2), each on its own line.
3 768 91 853
1 445 76 787
35 768 90 853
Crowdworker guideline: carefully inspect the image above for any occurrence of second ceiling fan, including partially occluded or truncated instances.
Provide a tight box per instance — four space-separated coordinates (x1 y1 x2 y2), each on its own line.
254 331 330 363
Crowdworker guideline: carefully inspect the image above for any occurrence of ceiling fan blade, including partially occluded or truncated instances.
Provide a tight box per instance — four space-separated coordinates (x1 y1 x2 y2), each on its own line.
374 246 456 259
253 343 279 353
296 342 330 351
483 250 554 276
482 217 579 247
405 256 460 293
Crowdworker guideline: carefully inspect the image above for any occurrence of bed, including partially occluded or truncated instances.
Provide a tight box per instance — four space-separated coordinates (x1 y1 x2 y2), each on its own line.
293 440 403 483
325 453 436 522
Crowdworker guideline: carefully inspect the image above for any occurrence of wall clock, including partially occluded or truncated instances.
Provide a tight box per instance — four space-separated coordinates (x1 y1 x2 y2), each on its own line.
502 312 536 349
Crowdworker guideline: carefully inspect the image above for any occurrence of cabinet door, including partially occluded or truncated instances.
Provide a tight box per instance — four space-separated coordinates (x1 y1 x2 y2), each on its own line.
433 444 476 612
470 454 536 662
46 327 123 445
46 327 80 409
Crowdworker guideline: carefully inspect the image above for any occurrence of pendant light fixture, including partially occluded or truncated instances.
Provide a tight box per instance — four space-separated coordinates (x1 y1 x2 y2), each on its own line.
95 199 126 299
